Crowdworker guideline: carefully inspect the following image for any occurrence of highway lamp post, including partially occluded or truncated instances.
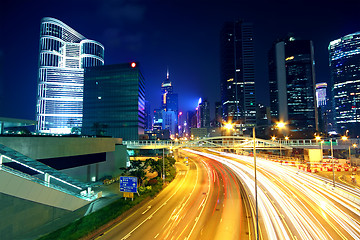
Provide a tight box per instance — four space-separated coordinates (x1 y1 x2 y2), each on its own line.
353 144 358 168
330 138 335 188
251 122 285 240
252 126 259 240
162 148 165 183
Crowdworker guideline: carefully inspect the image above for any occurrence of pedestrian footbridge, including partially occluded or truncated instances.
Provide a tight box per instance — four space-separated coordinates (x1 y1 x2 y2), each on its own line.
124 136 353 150
124 136 294 150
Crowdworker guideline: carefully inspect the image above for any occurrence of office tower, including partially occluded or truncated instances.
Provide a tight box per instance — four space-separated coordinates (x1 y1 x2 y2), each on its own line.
197 99 210 128
268 36 318 137
82 62 145 140
316 83 327 108
144 101 152 130
316 83 330 134
160 70 178 135
329 32 360 136
36 17 104 134
153 108 163 132
214 102 223 127
220 20 256 128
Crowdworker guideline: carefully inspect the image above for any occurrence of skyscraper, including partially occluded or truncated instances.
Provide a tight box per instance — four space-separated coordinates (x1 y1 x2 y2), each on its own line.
269 36 318 137
160 70 178 136
220 20 256 129
197 99 210 128
329 32 360 136
36 17 104 134
82 62 145 140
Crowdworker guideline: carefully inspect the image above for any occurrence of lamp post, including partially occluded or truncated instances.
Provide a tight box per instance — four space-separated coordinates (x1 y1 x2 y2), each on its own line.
353 144 358 167
252 127 259 240
330 138 335 188
162 148 165 183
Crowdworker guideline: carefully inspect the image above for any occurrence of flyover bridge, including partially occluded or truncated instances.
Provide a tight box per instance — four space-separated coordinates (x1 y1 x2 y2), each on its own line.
123 136 354 150
124 136 292 150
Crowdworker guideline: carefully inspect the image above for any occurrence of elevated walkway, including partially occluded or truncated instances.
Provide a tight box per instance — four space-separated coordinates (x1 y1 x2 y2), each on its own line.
0 144 97 210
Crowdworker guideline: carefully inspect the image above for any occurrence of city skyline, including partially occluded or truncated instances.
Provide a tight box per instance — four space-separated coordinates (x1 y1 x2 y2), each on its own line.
1 0 360 122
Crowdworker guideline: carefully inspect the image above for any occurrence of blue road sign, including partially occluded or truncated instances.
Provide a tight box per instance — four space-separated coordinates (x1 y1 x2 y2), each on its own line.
120 176 138 193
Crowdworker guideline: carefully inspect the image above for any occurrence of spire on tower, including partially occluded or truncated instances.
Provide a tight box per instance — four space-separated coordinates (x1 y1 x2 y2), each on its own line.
166 67 169 80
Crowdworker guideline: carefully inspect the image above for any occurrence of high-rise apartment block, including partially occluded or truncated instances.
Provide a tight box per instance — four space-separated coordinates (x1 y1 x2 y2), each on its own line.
220 20 256 128
36 17 104 134
81 63 145 140
329 32 360 136
269 37 318 137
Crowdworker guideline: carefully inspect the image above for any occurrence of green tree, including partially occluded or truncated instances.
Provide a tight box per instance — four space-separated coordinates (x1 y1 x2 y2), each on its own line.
120 160 147 186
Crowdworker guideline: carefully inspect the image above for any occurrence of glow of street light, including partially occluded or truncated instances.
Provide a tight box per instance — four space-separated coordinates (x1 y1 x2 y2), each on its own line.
285 136 289 140
353 143 357 148
276 122 286 129
315 136 321 141
341 136 348 141
224 122 234 131
271 136 276 141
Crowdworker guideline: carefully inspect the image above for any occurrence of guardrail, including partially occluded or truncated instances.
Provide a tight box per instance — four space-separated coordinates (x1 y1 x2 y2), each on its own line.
0 164 95 201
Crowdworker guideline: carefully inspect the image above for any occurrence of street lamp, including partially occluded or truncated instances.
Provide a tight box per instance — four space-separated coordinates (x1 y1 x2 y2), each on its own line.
162 148 165 183
353 144 358 168
252 126 259 240
330 138 335 187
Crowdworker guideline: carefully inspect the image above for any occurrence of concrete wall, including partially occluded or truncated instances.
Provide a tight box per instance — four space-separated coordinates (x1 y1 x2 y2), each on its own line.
0 137 122 159
62 145 129 182
0 192 87 240
0 171 89 211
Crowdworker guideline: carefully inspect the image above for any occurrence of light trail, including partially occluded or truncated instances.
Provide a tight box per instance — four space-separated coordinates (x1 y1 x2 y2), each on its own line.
185 149 360 240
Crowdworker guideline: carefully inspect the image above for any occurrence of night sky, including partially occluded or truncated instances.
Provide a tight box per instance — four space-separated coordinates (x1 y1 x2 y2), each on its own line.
1 0 360 120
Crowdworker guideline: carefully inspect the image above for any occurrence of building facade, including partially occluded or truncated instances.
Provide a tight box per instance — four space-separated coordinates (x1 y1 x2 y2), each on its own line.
329 32 360 136
160 70 178 136
220 20 256 129
82 63 145 140
269 37 318 137
197 98 210 128
36 17 104 134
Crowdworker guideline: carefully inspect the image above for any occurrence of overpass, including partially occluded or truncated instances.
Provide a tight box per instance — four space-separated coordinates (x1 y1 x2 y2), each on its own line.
123 136 355 150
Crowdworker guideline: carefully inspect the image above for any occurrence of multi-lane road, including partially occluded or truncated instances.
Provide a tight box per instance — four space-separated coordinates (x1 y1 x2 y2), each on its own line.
188 149 360 240
95 151 251 240
94 149 360 239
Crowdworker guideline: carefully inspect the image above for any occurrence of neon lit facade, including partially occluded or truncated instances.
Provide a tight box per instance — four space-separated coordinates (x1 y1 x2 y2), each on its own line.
36 17 104 134
329 32 360 135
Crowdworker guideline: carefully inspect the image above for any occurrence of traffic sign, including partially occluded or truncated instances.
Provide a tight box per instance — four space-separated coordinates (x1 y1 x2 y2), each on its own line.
120 176 138 193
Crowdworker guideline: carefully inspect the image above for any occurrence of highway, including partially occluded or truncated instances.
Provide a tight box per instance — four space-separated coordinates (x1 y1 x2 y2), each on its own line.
186 149 360 240
94 152 251 240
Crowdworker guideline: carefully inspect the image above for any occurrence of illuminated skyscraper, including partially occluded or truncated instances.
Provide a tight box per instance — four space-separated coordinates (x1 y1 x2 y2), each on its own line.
220 20 256 129
160 70 178 136
268 36 318 137
36 17 104 134
329 32 360 136
316 83 327 107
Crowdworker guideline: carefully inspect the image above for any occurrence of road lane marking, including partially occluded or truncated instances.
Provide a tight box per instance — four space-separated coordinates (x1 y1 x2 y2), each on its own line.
142 206 152 214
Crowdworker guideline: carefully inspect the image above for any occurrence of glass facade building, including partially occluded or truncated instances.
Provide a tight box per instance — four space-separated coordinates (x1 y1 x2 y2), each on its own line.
268 37 318 137
82 63 145 140
220 20 256 129
36 17 104 134
329 32 360 136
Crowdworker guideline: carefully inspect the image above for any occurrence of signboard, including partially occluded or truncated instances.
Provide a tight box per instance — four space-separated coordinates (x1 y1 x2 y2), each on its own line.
123 192 134 198
120 176 138 193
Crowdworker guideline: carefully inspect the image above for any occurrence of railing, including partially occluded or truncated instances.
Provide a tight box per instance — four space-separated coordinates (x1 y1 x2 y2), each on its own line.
0 164 95 201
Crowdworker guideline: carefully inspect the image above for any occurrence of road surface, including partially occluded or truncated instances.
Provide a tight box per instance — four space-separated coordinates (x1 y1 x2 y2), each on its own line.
94 153 251 240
